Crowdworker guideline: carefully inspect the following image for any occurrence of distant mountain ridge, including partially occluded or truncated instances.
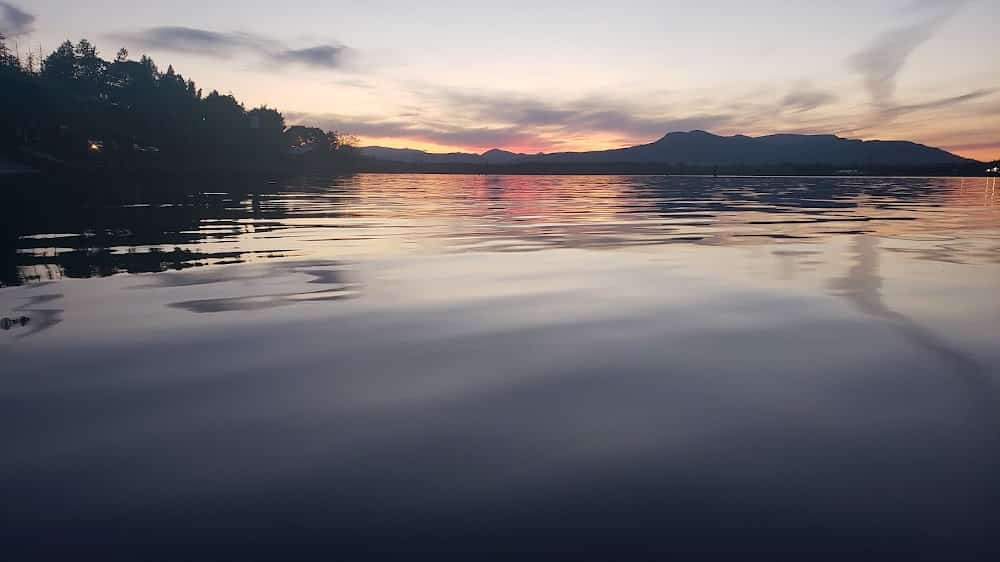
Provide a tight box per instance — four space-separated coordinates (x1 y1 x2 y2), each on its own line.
361 131 975 167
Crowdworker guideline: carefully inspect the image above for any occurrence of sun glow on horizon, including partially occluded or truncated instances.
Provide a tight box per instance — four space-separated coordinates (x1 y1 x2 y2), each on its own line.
354 134 644 156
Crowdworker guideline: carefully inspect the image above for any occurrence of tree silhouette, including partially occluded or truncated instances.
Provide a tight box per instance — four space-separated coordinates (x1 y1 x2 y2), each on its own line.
42 41 76 82
0 34 18 69
1 37 358 174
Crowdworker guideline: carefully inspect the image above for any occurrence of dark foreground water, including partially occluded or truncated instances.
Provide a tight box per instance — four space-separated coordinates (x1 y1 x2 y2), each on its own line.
2 175 999 560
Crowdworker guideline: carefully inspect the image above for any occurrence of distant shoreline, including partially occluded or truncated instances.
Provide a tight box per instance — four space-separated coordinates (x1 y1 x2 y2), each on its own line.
358 161 992 177
6 148 989 181
3 168 993 185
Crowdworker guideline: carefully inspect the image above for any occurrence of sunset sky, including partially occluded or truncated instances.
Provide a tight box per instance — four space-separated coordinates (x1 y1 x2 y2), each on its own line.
6 0 999 160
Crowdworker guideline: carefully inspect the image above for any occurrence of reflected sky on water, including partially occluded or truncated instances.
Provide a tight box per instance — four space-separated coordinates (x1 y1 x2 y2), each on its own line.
3 175 999 285
1 175 999 560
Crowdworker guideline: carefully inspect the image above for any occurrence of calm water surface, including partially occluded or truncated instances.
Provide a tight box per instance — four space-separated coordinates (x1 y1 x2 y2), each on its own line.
2 175 999 559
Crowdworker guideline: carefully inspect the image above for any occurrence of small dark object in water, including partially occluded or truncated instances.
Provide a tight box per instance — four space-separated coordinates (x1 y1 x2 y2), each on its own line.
1 316 30 330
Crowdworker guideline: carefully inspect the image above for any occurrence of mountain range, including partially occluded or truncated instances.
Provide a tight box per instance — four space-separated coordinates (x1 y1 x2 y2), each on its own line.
361 130 975 167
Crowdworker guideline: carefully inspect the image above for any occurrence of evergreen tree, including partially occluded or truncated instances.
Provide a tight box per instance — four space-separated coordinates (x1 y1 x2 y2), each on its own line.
42 40 76 82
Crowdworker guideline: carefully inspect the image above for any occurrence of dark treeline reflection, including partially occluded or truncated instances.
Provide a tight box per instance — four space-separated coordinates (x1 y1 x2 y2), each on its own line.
2 174 998 287
0 175 360 286
0 36 357 173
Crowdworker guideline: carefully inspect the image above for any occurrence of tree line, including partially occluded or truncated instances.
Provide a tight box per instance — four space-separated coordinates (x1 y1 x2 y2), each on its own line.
0 35 358 173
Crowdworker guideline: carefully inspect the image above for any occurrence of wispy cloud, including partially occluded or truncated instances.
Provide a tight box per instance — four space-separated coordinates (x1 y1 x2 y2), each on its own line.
288 85 744 152
421 87 740 144
284 111 544 151
848 1 967 112
108 27 274 57
781 83 837 113
293 77 886 152
302 71 999 155
107 26 350 70
0 1 34 37
273 45 347 70
886 88 997 116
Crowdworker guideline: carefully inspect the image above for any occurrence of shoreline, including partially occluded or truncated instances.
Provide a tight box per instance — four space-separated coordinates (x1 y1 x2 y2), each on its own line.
2 151 993 180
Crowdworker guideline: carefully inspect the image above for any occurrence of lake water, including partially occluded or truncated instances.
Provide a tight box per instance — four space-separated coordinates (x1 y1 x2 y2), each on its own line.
2 174 999 560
